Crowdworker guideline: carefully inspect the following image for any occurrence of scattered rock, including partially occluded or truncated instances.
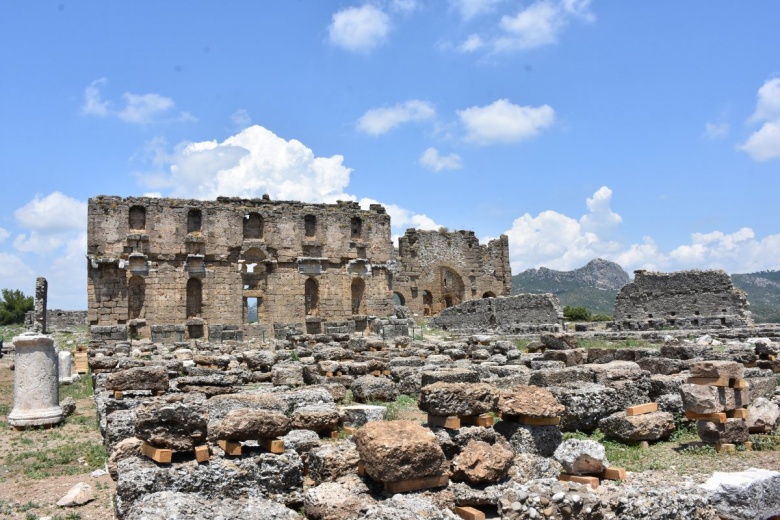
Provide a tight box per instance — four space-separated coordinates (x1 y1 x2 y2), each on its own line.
598 410 676 442
553 439 608 475
452 439 514 484
57 482 95 507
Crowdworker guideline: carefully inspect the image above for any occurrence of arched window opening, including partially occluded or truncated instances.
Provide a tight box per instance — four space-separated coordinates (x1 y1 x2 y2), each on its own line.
482 291 496 298
392 292 406 306
129 206 146 231
187 209 202 233
351 278 366 315
350 217 362 239
422 290 433 317
186 278 202 317
305 278 319 316
128 276 145 319
304 214 317 238
440 267 465 309
243 212 263 239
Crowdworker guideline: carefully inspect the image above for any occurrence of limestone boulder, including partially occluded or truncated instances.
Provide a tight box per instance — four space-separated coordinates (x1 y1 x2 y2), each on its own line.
134 395 207 451
106 366 168 393
498 385 564 418
57 482 94 507
353 420 446 482
339 404 386 427
420 368 480 386
540 333 578 350
452 439 514 484
304 482 363 520
701 468 780 520
690 360 744 380
108 437 143 481
291 404 339 434
418 382 497 417
493 422 562 457
697 418 749 444
358 494 459 520
280 429 321 457
553 439 608 475
209 409 291 441
548 382 621 432
272 364 304 387
746 397 780 433
509 453 563 483
680 384 750 414
307 440 360 484
350 375 399 403
598 410 676 442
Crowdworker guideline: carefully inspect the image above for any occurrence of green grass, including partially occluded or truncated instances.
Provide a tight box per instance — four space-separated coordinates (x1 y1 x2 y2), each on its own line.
5 439 107 479
60 372 94 400
373 394 418 421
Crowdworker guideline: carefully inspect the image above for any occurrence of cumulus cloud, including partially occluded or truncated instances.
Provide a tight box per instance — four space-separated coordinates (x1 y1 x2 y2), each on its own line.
81 78 192 124
703 121 730 139
456 0 594 54
0 253 35 296
579 186 622 235
451 0 503 20
458 99 555 144
359 197 441 244
419 147 463 172
739 78 780 161
357 100 435 135
328 5 391 53
14 192 86 234
0 227 9 243
137 125 354 203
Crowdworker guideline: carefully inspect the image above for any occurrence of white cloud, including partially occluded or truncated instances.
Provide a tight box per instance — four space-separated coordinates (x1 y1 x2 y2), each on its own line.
419 147 463 172
137 125 354 203
14 192 87 234
81 77 110 117
0 253 35 295
749 77 780 123
451 0 502 20
231 108 252 128
703 122 730 139
579 186 622 234
81 78 191 125
328 5 391 53
458 99 555 144
739 78 780 161
459 34 485 52
357 100 436 135
390 0 418 13
359 197 441 243
0 227 9 243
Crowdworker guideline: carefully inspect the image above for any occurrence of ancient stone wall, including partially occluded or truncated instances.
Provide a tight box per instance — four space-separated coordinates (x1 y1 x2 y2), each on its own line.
87 196 394 341
26 309 88 330
429 293 563 333
392 229 511 319
613 269 754 330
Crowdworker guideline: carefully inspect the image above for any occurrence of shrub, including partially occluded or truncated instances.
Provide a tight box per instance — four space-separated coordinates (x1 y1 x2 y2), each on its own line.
563 306 591 321
0 289 34 325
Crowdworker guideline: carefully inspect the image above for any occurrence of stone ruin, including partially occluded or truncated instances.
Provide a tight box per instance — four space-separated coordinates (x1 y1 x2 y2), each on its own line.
87 196 516 346
87 196 397 343
612 269 754 331
429 293 564 334
392 228 512 318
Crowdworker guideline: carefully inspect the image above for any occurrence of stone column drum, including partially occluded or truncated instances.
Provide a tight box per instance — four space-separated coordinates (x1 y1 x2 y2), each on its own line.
58 350 73 384
8 333 63 427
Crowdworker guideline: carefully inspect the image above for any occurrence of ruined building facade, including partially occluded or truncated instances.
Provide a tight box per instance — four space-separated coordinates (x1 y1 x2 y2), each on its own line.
87 196 394 342
392 229 512 318
612 269 753 331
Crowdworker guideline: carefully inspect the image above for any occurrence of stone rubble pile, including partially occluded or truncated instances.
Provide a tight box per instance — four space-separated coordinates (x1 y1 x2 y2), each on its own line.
81 329 780 519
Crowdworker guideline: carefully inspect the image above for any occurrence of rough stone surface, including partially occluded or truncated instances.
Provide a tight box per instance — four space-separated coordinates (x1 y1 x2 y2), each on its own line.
497 385 564 418
350 375 399 403
304 481 363 520
291 404 340 433
106 366 169 392
548 382 621 432
209 408 291 441
56 482 94 507
540 333 578 350
598 410 676 441
452 439 514 484
494 422 562 457
553 439 609 475
307 440 360 484
509 453 563 483
418 382 497 417
134 395 208 451
697 418 750 444
125 491 300 519
429 294 561 334
353 420 446 482
108 437 144 480
746 397 780 433
701 468 780 520
339 404 386 427
680 384 750 414
689 360 745 380
358 493 459 520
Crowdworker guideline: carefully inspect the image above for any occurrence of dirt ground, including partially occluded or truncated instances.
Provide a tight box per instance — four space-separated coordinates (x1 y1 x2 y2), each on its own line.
0 355 116 520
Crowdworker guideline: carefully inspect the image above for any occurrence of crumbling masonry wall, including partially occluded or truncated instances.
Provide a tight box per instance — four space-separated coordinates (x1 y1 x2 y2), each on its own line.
613 269 754 330
392 229 511 319
87 196 394 341
429 293 563 333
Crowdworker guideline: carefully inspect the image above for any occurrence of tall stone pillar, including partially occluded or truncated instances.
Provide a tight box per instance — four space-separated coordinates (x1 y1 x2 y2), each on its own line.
7 333 63 428
34 277 48 334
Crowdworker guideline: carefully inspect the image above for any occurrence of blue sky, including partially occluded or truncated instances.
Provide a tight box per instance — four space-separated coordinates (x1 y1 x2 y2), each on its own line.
1 1 779 310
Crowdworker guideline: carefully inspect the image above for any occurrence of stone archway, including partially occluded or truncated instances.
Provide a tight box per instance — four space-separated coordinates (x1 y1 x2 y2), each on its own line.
440 266 465 309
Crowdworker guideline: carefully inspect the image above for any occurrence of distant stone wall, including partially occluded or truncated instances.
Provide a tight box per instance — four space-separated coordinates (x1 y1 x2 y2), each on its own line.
25 309 88 330
612 269 753 331
429 293 563 334
392 229 512 319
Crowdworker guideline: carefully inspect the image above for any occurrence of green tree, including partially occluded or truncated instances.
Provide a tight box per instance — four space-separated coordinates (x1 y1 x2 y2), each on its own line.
0 289 34 325
563 305 592 321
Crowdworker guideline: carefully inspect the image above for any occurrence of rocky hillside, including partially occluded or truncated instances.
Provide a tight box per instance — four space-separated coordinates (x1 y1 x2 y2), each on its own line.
511 258 630 316
732 271 780 323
